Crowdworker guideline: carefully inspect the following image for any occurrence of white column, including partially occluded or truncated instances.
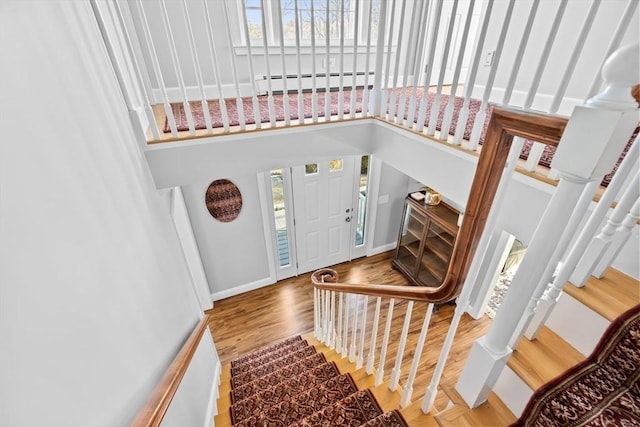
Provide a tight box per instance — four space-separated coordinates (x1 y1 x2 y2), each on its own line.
456 43 639 407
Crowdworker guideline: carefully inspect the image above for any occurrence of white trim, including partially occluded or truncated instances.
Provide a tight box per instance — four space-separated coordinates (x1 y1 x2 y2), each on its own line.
364 156 382 256
257 172 277 283
205 360 222 427
368 242 397 256
492 365 533 417
210 277 274 301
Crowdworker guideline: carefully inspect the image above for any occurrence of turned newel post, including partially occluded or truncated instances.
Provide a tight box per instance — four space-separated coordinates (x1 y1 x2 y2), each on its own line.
455 42 639 408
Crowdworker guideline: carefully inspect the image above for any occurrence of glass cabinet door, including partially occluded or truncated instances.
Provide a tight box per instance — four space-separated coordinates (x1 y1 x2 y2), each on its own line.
395 203 427 274
417 219 455 287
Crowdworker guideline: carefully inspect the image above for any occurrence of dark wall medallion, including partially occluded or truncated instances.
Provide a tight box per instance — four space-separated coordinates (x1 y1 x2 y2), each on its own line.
205 179 242 222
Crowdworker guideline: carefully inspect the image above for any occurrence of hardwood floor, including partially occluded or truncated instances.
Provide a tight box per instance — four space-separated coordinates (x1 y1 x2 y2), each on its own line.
206 251 493 412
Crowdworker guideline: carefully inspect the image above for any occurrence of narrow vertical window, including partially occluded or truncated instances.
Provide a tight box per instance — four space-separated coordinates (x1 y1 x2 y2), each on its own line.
356 155 369 246
271 169 290 267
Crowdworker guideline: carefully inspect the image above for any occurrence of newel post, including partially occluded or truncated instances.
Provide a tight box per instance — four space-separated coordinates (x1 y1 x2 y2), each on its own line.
455 42 639 409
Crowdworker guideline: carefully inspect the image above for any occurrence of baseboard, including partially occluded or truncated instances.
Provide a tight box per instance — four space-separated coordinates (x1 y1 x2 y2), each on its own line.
206 360 222 427
367 242 397 257
210 277 274 301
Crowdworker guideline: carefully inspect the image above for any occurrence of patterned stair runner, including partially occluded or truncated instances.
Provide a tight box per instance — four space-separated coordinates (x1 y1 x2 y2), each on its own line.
228 336 410 427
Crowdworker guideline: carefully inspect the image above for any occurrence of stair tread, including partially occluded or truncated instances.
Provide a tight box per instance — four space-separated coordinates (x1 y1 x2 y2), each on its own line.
230 335 304 366
565 267 639 322
230 345 317 386
399 401 439 426
290 389 384 427
361 410 413 427
508 325 584 391
435 384 516 426
230 340 311 374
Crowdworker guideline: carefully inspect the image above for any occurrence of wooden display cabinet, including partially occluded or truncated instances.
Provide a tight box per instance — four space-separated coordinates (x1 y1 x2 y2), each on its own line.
392 194 460 287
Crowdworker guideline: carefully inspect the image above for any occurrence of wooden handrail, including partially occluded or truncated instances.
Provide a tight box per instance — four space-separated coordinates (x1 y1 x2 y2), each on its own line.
130 314 212 427
312 106 568 303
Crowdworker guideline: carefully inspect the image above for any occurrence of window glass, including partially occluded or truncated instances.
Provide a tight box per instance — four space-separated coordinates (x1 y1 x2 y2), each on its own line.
355 155 369 246
271 169 290 267
305 163 318 174
329 159 343 171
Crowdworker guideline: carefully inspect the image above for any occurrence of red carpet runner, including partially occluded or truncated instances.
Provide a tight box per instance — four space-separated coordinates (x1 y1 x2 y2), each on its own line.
228 335 409 426
512 304 640 427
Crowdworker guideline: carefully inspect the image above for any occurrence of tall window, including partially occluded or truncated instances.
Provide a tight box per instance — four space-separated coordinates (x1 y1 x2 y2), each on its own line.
241 0 381 45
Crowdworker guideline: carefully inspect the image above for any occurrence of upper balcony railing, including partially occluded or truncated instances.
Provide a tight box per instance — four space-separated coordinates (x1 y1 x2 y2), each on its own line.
98 0 638 188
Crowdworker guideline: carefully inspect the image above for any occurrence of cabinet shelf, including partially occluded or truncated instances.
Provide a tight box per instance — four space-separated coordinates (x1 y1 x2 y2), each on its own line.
392 195 460 288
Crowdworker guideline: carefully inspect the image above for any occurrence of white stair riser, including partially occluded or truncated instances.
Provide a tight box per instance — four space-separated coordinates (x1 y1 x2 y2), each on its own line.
493 366 532 417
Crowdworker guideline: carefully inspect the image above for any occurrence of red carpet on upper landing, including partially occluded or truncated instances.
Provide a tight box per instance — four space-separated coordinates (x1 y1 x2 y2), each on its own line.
228 336 409 427
164 88 635 188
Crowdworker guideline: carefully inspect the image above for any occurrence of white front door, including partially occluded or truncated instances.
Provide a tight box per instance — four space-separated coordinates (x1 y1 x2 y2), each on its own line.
292 158 356 274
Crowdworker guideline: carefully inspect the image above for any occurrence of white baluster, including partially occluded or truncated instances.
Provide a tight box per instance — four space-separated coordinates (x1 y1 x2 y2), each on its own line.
593 197 640 276
342 293 350 358
310 0 318 122
411 0 442 132
324 0 331 121
427 0 457 136
324 290 330 344
222 0 246 130
375 298 395 386
452 0 494 145
366 297 382 375
202 0 230 132
293 0 304 123
371 0 389 117
159 0 196 136
361 0 374 117
572 171 640 285
259 0 276 127
456 46 639 407
349 0 360 119
180 0 212 133
501 0 540 106
439 0 477 141
466 0 516 150
523 0 568 110
389 300 414 391
387 0 408 121
329 290 336 348
523 142 546 172
338 0 346 120
134 0 178 137
275 0 290 126
549 0 602 114
378 0 397 118
349 292 359 363
336 292 344 353
357 295 368 369
395 1 422 126
314 287 320 338
404 0 431 127
520 180 601 342
401 303 434 408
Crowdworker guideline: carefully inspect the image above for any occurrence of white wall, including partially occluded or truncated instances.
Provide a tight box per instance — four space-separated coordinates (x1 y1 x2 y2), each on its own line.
471 0 639 115
0 2 215 425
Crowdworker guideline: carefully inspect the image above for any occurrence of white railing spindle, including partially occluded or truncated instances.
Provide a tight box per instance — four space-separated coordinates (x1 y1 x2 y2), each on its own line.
202 0 230 132
593 197 640 276
375 298 395 386
294 0 304 123
342 293 350 358
395 1 422 126
427 0 458 135
389 300 414 391
325 0 331 121
387 0 407 121
222 0 246 130
411 0 442 132
338 0 346 120
275 0 291 126
314 288 319 338
439 0 477 141
405 0 431 127
361 0 374 116
159 0 195 136
366 297 382 375
310 0 318 122
466 0 516 150
349 0 360 119
180 0 212 133
336 292 344 353
324 289 330 344
371 0 388 117
401 303 434 408
329 290 336 348
380 0 397 119
349 292 359 363
259 0 276 127
452 0 494 145
135 0 178 137
357 295 368 369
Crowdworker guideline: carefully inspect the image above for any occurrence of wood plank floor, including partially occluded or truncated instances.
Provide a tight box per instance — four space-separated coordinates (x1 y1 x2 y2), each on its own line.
206 251 493 412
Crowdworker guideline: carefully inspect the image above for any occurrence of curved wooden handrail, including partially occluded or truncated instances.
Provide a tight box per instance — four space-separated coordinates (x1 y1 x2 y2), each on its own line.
130 314 212 427
312 106 568 303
